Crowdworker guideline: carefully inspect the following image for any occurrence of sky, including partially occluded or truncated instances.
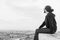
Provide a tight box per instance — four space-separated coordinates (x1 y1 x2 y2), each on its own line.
0 0 60 31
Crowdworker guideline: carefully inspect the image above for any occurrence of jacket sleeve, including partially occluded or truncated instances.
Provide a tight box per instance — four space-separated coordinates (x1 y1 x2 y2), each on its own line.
39 21 45 29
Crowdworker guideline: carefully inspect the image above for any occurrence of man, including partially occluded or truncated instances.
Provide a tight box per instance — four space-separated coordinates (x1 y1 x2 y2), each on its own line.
34 5 57 40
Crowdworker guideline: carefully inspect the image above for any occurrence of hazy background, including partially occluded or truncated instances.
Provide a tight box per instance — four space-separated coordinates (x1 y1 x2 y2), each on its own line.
0 0 60 31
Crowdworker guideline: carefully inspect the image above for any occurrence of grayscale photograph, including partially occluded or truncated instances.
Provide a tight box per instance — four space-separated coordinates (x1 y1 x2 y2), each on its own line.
0 0 60 40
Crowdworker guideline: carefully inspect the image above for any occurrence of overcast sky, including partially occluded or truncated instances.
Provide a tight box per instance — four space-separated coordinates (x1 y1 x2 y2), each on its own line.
0 0 60 31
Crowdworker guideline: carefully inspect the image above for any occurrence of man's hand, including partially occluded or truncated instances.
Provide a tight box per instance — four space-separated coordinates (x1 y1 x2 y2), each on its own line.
39 26 42 29
39 21 45 29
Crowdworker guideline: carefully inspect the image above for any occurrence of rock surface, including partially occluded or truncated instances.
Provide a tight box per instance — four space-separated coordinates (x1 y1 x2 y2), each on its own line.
39 33 60 40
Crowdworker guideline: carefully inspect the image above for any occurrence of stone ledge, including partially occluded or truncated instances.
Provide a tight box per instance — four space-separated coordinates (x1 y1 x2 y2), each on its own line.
39 33 60 40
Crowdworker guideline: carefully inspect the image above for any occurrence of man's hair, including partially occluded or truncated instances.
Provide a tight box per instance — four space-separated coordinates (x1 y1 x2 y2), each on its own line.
45 5 54 13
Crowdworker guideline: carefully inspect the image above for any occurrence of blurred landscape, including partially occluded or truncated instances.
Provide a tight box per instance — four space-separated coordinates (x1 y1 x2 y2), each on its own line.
0 30 35 40
0 31 60 40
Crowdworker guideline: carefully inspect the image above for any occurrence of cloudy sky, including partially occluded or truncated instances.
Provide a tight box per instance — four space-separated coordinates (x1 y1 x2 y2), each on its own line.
0 0 60 31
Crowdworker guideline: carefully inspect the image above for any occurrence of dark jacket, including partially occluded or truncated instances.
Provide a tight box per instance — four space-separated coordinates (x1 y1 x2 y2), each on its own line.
39 13 57 33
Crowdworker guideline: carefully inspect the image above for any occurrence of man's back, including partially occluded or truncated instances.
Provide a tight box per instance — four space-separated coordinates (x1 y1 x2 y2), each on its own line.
45 13 57 33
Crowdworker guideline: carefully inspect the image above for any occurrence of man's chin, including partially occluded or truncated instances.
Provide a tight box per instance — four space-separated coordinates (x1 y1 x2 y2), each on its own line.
44 11 46 13
44 12 46 13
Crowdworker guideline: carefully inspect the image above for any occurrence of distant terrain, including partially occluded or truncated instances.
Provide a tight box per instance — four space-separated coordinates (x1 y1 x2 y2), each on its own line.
0 31 35 40
1 31 60 40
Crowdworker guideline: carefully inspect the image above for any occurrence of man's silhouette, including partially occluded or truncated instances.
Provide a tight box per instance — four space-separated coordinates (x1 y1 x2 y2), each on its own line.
34 5 57 40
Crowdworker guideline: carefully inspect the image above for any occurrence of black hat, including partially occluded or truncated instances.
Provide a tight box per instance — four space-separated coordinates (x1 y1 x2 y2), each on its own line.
45 5 54 13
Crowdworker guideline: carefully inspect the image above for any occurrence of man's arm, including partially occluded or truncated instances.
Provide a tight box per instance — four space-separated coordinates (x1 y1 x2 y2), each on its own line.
39 21 45 29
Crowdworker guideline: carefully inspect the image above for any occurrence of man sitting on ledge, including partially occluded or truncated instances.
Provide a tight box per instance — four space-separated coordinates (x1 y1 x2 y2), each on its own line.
34 5 57 40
